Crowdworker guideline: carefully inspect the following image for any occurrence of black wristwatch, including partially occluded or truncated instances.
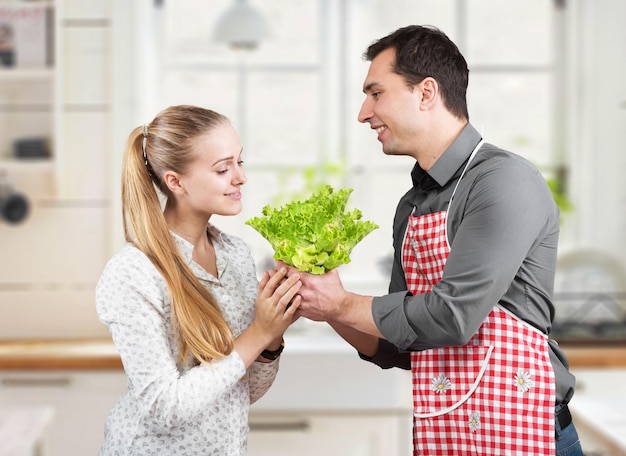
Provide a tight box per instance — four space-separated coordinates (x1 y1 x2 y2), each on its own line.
260 339 284 361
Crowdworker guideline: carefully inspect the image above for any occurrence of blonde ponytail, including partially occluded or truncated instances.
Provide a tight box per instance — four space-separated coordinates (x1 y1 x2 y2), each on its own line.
121 106 234 364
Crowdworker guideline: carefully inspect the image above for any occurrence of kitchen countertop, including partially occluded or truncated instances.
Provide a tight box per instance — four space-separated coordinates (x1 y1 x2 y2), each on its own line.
0 338 123 370
0 337 625 370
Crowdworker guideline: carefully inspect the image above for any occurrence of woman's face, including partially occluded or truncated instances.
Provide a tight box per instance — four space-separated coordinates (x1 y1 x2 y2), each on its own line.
174 122 247 219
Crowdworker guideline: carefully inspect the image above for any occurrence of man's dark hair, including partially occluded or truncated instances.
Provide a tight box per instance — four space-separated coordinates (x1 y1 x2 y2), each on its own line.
364 25 469 120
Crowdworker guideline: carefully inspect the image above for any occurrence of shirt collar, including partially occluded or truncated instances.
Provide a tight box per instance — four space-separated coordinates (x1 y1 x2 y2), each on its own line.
170 224 227 281
411 123 483 188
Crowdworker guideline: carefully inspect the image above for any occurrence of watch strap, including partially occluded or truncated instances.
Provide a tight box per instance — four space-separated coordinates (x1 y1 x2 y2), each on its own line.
260 338 284 361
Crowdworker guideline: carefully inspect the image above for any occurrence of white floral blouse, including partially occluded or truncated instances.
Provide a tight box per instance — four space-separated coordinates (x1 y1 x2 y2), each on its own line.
95 225 279 456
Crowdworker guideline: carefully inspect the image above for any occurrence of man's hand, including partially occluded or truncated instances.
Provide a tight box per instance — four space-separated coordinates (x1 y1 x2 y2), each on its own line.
277 261 346 322
276 261 385 347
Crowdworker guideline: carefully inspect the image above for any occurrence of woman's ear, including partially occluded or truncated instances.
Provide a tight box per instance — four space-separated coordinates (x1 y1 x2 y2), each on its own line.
163 171 184 195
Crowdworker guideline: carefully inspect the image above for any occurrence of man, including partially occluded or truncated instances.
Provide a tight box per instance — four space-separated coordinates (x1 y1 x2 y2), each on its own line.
288 25 582 455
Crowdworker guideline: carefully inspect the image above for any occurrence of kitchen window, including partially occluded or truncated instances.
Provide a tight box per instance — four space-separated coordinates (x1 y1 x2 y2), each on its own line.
142 0 562 292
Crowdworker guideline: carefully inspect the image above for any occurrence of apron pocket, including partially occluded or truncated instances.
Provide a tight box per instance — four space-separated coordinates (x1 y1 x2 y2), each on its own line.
413 344 494 418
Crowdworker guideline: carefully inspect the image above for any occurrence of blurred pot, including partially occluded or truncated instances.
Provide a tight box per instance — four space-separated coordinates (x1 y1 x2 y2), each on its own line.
0 189 30 224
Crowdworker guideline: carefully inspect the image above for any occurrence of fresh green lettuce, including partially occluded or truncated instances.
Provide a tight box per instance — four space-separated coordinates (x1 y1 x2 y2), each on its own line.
245 185 379 274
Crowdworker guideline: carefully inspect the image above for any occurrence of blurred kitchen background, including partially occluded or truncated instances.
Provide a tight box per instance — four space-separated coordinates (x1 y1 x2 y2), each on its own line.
0 0 625 454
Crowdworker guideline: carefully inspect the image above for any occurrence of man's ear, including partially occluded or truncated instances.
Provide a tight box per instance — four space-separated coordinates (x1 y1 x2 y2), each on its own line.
163 171 184 195
419 77 438 108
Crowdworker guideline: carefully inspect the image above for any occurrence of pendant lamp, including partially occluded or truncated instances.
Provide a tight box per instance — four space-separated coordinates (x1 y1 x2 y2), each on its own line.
213 0 269 50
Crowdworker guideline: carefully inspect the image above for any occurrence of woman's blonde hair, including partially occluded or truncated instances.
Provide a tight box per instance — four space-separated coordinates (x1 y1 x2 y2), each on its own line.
121 105 234 364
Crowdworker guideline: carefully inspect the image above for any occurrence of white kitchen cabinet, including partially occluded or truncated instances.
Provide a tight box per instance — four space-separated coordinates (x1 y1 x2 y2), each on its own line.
248 411 411 456
0 0 112 200
56 0 112 201
568 369 626 456
0 0 56 208
0 0 114 341
0 1 55 157
0 370 127 456
0 407 55 456
248 330 414 456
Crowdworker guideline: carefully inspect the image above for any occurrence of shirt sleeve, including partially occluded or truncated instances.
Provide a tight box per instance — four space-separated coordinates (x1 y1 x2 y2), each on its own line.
221 235 281 404
247 358 280 404
358 338 411 370
373 156 557 351
96 249 247 429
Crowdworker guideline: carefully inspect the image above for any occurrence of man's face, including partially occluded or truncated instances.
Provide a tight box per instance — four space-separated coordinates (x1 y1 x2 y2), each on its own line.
358 47 424 158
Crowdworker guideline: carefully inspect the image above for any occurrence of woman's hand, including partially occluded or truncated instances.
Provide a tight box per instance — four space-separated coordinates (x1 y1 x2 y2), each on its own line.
276 261 383 340
234 267 301 367
253 267 302 343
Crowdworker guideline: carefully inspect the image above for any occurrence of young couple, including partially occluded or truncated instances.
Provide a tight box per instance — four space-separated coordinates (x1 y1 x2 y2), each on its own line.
97 25 582 456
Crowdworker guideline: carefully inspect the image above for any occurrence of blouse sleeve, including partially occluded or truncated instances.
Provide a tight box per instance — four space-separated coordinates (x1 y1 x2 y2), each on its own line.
227 236 281 404
247 358 280 404
96 247 247 429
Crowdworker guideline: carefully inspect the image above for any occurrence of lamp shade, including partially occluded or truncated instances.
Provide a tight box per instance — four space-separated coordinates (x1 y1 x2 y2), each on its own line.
213 0 269 50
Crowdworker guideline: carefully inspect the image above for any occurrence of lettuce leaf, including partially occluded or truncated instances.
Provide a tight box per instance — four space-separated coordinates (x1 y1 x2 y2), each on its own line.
245 185 379 274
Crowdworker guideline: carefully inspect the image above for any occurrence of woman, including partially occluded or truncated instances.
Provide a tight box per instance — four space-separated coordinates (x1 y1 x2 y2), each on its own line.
96 105 302 455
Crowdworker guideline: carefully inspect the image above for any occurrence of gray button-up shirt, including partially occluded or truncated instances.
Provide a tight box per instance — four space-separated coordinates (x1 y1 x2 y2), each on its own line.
367 123 575 405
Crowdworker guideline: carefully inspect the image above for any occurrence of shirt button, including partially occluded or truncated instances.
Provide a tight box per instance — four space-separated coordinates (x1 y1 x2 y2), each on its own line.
222 295 230 302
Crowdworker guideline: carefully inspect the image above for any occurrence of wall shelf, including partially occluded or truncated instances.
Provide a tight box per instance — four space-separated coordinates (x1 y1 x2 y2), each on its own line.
0 1 56 181
0 68 54 81
0 158 54 172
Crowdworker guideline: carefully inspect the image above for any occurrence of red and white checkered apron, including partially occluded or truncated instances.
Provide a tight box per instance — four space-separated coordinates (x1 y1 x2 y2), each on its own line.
402 144 555 455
